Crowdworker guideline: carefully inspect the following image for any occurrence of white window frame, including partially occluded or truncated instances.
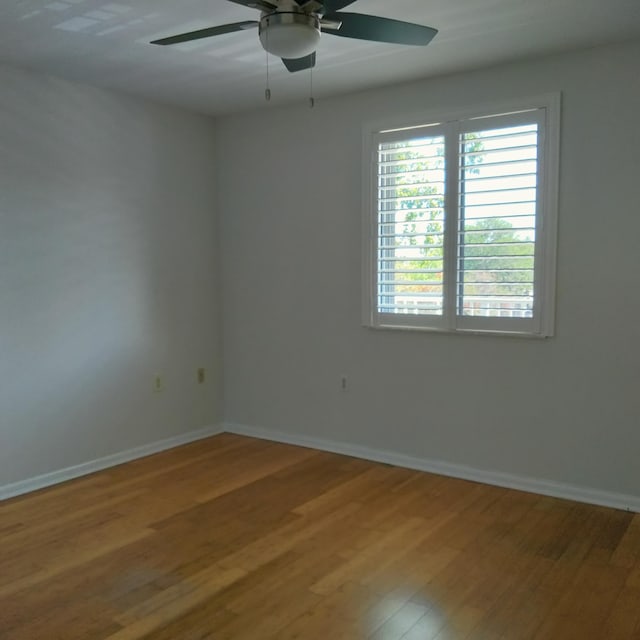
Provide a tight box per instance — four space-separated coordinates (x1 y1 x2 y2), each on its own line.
362 94 561 337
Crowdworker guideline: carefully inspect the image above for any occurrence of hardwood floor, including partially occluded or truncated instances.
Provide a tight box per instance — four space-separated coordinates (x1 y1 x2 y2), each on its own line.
1 433 640 639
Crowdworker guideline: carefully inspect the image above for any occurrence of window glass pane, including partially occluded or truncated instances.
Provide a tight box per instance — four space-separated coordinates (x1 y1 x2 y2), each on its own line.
377 135 445 316
458 125 538 319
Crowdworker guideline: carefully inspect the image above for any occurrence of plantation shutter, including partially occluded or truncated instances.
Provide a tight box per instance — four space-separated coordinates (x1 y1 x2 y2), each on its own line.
454 109 546 334
366 101 557 336
375 125 447 324
457 121 539 320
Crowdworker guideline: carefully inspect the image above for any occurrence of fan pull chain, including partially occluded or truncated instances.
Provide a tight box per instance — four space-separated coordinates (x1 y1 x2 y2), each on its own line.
265 30 271 102
309 60 315 109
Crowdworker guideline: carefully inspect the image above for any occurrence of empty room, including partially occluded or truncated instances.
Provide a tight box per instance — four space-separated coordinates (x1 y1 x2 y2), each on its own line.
1 0 640 638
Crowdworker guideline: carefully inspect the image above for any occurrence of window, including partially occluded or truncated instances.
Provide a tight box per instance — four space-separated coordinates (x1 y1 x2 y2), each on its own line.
363 96 560 336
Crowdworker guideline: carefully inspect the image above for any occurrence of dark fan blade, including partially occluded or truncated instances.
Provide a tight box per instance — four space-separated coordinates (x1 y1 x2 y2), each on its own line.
151 21 258 46
324 13 438 46
227 0 278 10
282 52 316 73
323 0 358 11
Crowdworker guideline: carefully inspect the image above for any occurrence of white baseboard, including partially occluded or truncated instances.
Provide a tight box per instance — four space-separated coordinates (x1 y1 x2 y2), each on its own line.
224 423 640 513
6 421 638 514
0 424 223 501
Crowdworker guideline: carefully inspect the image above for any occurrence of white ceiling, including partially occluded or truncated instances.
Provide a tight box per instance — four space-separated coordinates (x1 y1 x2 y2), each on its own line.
1 0 640 116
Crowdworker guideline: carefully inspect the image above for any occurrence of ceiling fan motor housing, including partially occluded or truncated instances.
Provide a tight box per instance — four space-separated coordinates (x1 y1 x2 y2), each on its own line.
259 11 321 59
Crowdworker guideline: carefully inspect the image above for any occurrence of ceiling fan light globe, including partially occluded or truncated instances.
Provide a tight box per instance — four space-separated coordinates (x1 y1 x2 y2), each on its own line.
259 12 320 59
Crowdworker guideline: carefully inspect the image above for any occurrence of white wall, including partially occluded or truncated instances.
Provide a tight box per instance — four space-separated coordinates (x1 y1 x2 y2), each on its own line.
218 40 640 498
0 65 221 487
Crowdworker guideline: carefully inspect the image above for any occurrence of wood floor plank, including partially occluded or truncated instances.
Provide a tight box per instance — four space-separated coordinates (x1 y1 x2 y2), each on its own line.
1 433 639 639
113 565 247 628
611 514 640 568
0 527 155 599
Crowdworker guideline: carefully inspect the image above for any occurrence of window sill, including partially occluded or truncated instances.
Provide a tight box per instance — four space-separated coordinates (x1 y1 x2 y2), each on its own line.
365 323 551 339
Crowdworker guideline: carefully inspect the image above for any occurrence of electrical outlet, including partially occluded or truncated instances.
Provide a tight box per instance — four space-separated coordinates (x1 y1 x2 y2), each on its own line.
197 368 206 384
153 374 163 393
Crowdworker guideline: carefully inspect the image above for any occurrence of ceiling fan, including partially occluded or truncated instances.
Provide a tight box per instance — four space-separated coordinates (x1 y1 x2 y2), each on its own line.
150 0 438 73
